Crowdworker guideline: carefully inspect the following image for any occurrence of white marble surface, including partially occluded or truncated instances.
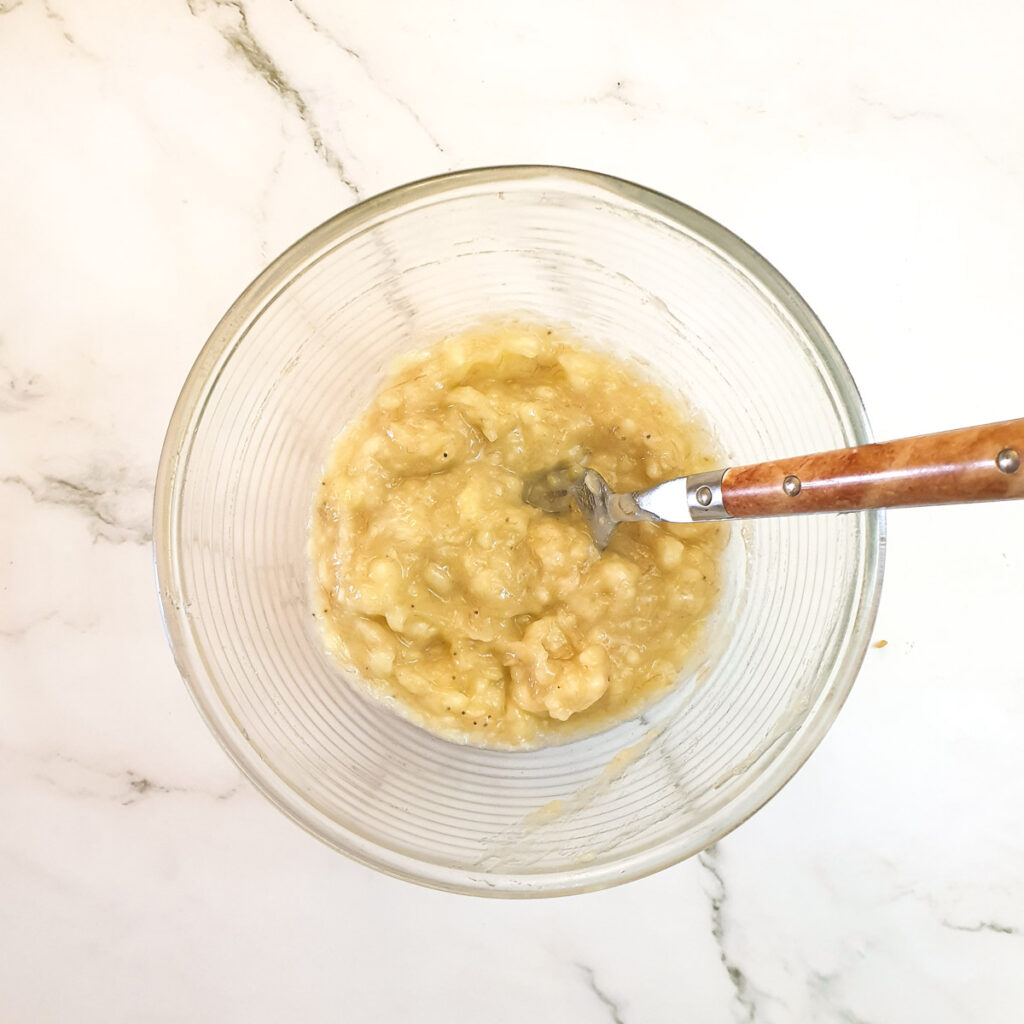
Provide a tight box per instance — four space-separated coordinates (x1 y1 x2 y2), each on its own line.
2 0 1023 1020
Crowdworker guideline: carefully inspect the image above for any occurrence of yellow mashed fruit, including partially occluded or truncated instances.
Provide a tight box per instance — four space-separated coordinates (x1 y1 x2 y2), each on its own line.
310 321 726 748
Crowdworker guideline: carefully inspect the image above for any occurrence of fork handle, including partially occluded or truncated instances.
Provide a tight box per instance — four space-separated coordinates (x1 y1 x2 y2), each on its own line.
721 418 1024 518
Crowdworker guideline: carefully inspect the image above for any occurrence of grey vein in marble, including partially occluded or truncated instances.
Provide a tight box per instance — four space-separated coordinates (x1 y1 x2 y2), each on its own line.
255 143 287 260
0 609 62 640
1 468 153 545
852 93 1006 175
582 79 664 125
288 0 446 154
588 81 637 110
42 0 75 46
575 963 626 1024
941 919 1020 937
854 93 949 127
808 972 877 1024
186 0 361 196
0 346 47 413
24 751 240 806
700 844 761 1022
121 771 239 806
32 0 99 59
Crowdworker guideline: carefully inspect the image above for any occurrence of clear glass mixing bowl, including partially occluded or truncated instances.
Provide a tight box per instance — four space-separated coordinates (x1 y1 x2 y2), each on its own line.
154 166 884 896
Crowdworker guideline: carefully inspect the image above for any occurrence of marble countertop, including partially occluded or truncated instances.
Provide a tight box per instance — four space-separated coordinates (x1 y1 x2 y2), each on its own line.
2 1 1023 1020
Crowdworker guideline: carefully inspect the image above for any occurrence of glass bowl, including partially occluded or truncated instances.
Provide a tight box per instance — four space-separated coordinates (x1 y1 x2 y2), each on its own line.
154 166 884 896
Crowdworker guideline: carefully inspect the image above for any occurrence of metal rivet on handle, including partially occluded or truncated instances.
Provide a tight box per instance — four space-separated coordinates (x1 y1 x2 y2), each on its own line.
695 485 713 506
996 448 1020 474
782 475 802 497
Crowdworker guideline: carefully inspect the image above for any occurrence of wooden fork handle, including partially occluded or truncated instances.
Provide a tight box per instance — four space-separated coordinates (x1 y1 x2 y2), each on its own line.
721 418 1024 518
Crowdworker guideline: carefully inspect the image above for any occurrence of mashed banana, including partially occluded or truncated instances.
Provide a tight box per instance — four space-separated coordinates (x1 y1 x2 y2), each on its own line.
311 322 725 748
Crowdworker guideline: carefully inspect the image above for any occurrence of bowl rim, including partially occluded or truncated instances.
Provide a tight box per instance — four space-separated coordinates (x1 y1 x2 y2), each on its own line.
153 164 886 897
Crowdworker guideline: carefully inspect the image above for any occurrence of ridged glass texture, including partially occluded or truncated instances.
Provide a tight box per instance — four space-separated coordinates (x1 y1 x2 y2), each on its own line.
154 167 884 896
